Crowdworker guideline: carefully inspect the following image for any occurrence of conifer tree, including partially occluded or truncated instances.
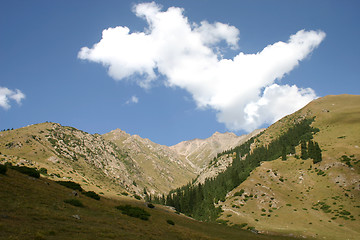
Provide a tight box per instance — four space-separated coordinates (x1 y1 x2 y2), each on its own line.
313 142 322 164
282 145 287 161
308 140 315 159
301 140 308 160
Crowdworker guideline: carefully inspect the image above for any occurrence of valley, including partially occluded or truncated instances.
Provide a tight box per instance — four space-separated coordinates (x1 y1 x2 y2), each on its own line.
0 94 359 239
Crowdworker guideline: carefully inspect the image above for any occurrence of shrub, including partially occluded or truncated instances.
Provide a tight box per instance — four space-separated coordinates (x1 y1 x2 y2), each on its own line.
0 164 7 175
216 219 228 225
64 199 84 207
234 189 245 196
147 203 155 208
121 192 128 196
236 223 248 228
39 167 48 175
340 210 351 215
166 219 175 225
11 166 40 178
83 191 100 200
115 205 150 220
56 181 83 191
134 194 141 200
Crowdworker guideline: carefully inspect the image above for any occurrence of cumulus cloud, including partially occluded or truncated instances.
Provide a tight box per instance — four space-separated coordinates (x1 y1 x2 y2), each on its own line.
126 95 139 104
0 87 25 110
78 2 325 131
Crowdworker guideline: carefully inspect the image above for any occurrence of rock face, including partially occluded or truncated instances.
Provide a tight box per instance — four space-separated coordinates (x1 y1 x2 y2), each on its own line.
170 132 240 172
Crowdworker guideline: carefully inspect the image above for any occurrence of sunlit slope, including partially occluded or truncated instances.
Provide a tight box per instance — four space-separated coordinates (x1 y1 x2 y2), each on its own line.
103 129 197 194
0 122 131 197
219 94 360 240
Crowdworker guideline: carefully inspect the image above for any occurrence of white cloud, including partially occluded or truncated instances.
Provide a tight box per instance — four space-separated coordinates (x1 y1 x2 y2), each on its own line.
0 87 25 110
126 95 139 104
78 2 325 132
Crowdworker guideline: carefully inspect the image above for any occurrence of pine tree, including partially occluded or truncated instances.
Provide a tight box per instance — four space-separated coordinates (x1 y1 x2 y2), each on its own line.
313 142 322 164
301 140 308 160
282 145 287 161
308 140 315 159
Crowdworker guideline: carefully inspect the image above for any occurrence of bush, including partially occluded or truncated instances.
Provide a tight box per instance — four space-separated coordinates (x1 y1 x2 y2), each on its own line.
0 164 7 175
83 191 100 200
147 203 155 208
234 189 245 196
236 223 248 228
11 166 40 178
134 194 141 200
56 181 83 191
166 219 175 225
64 199 84 207
115 205 150 220
39 167 48 175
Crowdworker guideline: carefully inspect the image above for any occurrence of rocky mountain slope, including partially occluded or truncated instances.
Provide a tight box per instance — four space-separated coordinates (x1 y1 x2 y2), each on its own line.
170 130 264 174
103 128 258 193
0 123 134 196
191 129 264 184
215 94 360 240
103 129 196 194
0 121 252 197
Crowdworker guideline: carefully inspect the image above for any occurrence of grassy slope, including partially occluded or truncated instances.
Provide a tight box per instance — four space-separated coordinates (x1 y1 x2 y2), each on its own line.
0 122 128 198
0 168 294 240
102 134 196 194
218 95 360 240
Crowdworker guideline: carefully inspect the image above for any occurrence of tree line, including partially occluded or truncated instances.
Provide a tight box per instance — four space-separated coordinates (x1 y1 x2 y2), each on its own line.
148 117 322 221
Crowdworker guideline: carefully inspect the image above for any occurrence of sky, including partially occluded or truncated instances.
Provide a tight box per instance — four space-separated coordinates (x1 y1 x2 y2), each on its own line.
1 0 359 146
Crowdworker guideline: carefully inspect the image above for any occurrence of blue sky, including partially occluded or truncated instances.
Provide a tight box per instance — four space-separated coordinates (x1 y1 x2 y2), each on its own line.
1 0 359 146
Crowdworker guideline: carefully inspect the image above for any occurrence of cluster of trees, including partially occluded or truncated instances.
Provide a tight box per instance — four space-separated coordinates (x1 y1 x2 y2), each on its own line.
149 118 322 221
1 128 13 131
301 139 322 163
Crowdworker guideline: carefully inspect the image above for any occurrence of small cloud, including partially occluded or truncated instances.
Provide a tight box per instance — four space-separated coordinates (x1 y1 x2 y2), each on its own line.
125 95 139 105
0 87 25 110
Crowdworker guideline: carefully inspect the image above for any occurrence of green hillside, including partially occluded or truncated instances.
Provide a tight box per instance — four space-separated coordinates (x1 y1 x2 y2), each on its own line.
0 94 358 239
158 95 360 240
0 167 294 240
219 95 360 239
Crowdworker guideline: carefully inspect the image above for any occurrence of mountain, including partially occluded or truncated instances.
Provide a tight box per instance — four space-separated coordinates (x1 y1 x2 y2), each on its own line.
0 122 133 197
1 94 358 239
160 94 359 240
103 128 257 194
0 121 252 197
170 129 264 174
103 129 196 194
189 129 264 184
217 95 360 240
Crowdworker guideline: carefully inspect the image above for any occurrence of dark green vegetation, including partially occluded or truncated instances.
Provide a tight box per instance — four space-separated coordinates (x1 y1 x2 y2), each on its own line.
83 191 101 200
115 205 151 220
0 168 294 239
10 165 40 178
0 164 7 174
150 118 322 221
301 139 322 163
56 180 83 191
64 199 84 207
166 219 175 225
